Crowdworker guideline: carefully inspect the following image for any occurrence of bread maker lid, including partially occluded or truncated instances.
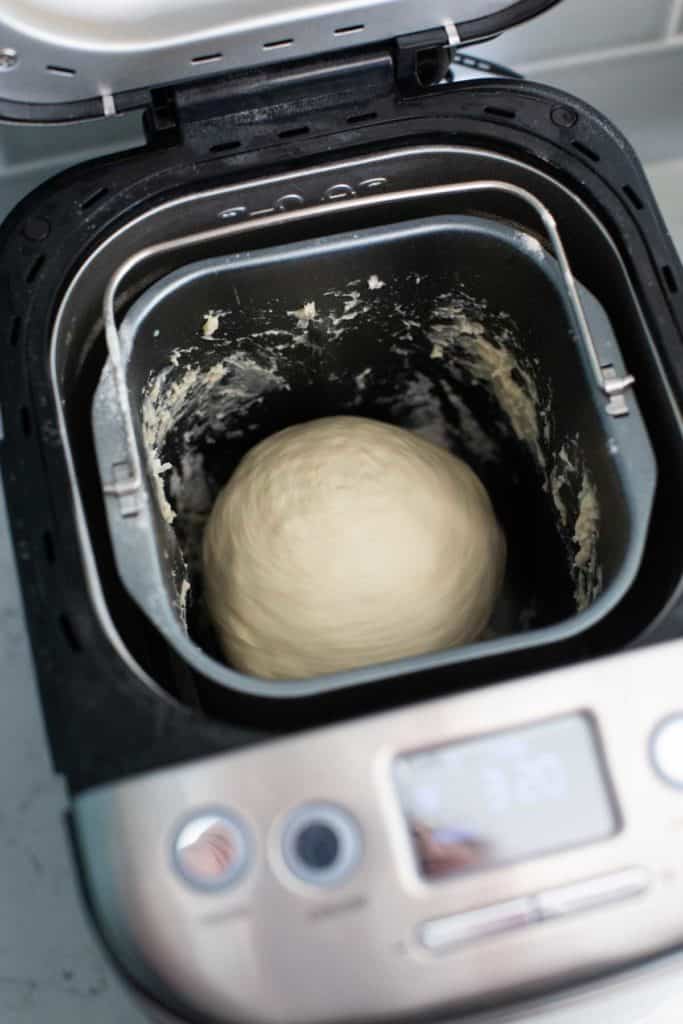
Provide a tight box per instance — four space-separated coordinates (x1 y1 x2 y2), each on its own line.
0 0 563 119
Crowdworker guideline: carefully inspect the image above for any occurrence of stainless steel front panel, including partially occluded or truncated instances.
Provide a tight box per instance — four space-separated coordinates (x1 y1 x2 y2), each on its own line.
75 638 683 1024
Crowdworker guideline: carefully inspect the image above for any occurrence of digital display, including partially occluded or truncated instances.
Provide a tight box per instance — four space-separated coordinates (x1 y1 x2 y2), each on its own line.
394 715 616 880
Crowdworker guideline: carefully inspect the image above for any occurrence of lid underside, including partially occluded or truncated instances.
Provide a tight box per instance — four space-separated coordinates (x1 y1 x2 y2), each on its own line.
0 0 561 115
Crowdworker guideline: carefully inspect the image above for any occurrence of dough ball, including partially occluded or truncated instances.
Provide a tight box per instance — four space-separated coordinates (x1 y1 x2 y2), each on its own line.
203 416 506 680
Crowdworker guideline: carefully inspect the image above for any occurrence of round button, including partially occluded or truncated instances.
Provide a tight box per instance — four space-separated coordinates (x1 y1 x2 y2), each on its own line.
22 217 51 242
172 810 250 891
551 105 578 129
282 804 362 887
651 715 683 787
296 823 340 870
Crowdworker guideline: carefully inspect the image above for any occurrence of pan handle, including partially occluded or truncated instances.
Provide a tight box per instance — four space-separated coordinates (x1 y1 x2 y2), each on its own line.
102 179 635 505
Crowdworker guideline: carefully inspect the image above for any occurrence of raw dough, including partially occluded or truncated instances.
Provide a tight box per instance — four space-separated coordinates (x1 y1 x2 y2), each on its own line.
203 416 506 680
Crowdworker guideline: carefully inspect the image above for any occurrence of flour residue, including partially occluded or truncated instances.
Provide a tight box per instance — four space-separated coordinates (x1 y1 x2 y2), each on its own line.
547 439 601 610
573 471 601 609
440 378 498 464
202 312 221 339
428 302 545 467
378 372 451 449
142 349 288 545
143 352 287 454
138 267 602 642
423 293 602 611
178 579 191 628
549 444 574 528
289 301 317 324
147 449 175 524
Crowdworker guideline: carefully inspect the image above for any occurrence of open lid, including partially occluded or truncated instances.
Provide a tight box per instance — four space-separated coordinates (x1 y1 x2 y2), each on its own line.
0 0 562 122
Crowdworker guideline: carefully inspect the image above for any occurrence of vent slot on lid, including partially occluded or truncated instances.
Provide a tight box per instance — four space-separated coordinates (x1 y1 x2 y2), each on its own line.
662 265 678 294
573 140 600 162
20 406 32 436
622 185 644 211
347 112 378 125
484 106 516 119
59 614 83 653
191 53 223 65
210 141 241 154
80 187 108 211
9 317 21 348
279 126 310 139
26 254 45 283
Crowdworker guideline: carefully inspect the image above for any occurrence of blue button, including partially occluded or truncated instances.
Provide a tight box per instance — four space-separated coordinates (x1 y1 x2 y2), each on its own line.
282 804 362 887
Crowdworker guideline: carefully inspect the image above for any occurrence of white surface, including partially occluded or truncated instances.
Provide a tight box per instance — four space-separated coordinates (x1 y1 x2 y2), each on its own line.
512 39 683 165
647 159 683 258
0 485 149 1023
470 0 683 253
479 0 672 64
651 716 683 786
0 115 144 216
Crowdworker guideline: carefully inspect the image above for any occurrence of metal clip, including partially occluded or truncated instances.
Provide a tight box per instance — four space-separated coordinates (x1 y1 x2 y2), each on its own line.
443 20 461 54
108 461 143 516
101 92 117 118
603 365 634 417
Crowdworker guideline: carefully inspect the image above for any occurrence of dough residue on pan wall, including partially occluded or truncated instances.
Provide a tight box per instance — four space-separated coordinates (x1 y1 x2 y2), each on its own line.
147 449 176 525
139 270 603 639
143 352 288 492
547 437 602 611
202 311 222 339
141 340 290 613
425 293 602 610
573 470 602 610
428 301 545 467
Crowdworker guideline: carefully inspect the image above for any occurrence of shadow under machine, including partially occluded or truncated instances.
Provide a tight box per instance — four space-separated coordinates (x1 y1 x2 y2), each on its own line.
2 1 683 1021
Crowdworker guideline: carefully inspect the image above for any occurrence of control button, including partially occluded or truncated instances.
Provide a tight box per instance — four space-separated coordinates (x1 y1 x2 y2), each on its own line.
651 715 683 787
172 810 250 891
282 804 362 887
419 897 539 952
537 867 649 920
296 822 340 870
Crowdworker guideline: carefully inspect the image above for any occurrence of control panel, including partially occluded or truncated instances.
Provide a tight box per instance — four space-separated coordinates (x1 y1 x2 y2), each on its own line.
74 640 683 1024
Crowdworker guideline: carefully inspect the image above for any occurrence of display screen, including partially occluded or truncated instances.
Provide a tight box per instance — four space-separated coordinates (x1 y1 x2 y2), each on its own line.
394 715 616 880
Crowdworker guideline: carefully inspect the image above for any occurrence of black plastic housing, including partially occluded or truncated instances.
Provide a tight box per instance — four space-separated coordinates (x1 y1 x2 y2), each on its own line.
1 57 683 793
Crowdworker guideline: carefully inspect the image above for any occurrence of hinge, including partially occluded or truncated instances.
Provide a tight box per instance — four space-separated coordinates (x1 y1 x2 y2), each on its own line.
170 51 395 158
395 21 461 95
143 86 181 148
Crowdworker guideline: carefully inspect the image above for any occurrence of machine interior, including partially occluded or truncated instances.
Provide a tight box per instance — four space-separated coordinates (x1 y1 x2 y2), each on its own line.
50 144 678 717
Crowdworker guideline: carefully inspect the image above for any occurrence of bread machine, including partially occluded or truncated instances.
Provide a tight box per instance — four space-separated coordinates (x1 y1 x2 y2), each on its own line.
2 2 683 1022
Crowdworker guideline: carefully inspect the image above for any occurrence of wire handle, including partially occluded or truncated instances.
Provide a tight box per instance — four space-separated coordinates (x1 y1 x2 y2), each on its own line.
102 179 634 501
